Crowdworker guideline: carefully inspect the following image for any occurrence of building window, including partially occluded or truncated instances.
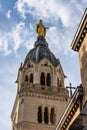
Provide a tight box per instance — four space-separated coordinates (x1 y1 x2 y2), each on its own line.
25 75 28 82
38 106 42 123
50 108 55 124
47 73 51 86
30 73 33 83
40 72 45 85
44 107 48 124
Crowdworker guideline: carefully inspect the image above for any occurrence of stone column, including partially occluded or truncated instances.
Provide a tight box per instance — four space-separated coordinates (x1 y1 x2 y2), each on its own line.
48 107 51 125
34 66 39 84
45 73 47 90
42 107 44 124
45 73 47 86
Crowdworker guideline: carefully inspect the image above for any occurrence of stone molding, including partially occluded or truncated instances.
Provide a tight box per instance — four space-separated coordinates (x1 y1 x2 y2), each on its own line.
71 8 87 51
20 83 68 95
16 121 55 129
19 91 68 102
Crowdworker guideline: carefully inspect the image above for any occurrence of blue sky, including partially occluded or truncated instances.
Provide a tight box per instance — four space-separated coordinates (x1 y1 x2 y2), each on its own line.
0 0 87 129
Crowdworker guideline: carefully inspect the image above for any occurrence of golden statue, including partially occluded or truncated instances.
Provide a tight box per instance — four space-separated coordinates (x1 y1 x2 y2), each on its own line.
36 19 48 37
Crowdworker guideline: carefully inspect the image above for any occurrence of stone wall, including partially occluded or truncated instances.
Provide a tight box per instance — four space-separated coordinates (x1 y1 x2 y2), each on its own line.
79 34 87 105
18 94 68 125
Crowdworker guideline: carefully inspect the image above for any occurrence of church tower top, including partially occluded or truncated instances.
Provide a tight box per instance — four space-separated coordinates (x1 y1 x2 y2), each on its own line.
23 20 61 67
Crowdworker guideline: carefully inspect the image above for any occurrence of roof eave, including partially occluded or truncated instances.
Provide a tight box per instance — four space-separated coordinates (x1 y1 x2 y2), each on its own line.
71 8 87 52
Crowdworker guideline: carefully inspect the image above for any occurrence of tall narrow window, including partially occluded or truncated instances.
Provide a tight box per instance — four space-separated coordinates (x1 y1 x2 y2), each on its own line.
30 73 33 83
50 108 55 124
47 73 51 86
25 75 28 82
40 72 45 85
38 106 42 123
44 107 48 124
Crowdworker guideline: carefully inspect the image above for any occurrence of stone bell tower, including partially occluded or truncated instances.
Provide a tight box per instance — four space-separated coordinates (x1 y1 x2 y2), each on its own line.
11 20 69 130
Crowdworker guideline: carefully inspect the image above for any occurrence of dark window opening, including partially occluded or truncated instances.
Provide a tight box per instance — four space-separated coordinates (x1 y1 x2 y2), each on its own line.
30 73 33 83
40 72 45 85
47 73 51 86
50 108 55 124
25 75 28 82
44 64 47 66
44 107 48 124
27 64 31 68
38 106 42 123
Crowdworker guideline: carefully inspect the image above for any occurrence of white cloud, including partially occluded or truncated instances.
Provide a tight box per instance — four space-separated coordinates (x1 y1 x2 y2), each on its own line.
0 21 75 57
15 0 83 27
0 36 12 56
0 22 35 56
6 10 11 19
47 26 62 52
11 22 25 53
82 0 87 3
0 0 85 57
46 26 74 56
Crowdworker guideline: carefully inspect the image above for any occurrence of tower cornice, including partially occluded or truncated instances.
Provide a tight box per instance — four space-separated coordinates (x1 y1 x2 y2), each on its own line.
19 91 69 102
19 83 69 99
71 8 87 51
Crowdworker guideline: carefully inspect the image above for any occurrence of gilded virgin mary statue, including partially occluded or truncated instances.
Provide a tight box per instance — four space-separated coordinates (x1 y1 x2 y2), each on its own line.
36 19 48 37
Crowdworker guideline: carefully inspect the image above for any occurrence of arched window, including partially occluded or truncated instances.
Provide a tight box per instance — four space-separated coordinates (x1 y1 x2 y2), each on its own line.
38 106 42 123
40 72 45 85
25 75 28 82
50 108 55 124
30 73 33 83
44 107 48 124
47 73 51 86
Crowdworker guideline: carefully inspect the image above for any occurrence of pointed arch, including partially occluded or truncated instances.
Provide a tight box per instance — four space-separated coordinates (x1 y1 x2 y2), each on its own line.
47 73 51 86
30 73 33 83
40 72 45 85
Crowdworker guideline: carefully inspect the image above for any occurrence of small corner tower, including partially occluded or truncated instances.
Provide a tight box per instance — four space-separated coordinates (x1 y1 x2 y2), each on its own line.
11 20 69 130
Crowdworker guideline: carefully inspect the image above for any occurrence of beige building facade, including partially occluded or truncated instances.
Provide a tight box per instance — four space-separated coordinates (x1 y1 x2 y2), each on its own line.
11 20 69 130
